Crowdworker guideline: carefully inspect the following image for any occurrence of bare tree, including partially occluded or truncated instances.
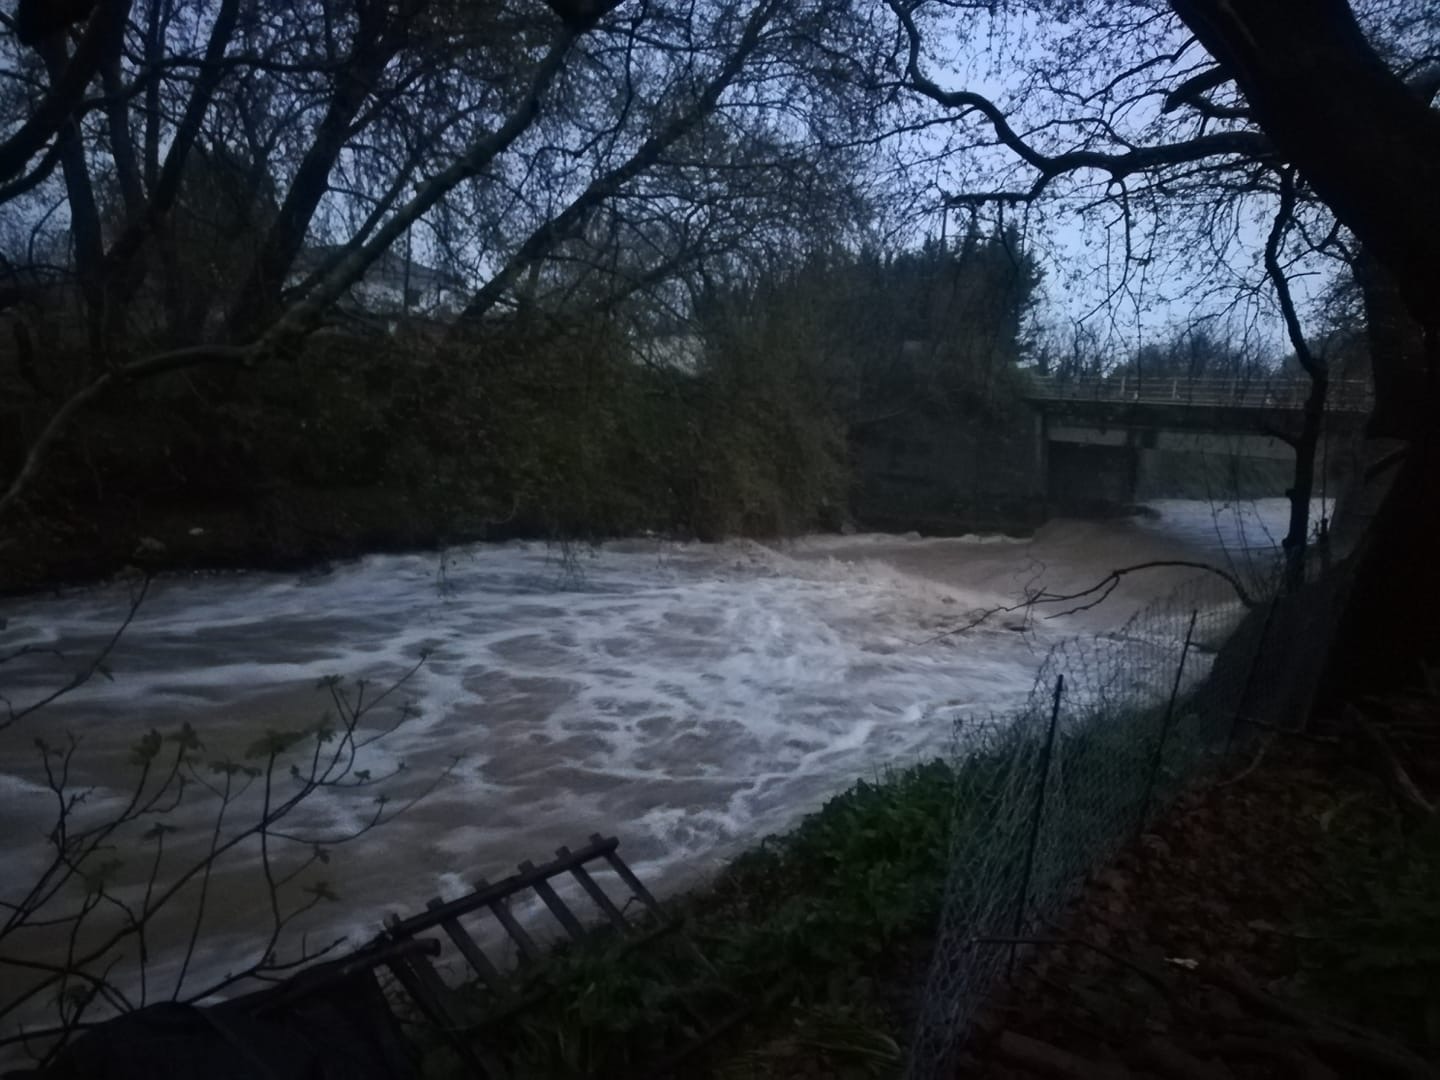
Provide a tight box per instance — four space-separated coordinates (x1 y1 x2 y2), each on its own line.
881 0 1440 685
0 0 892 526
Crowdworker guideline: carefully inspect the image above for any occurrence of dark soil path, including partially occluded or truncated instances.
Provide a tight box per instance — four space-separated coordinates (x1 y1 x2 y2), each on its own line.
957 703 1440 1079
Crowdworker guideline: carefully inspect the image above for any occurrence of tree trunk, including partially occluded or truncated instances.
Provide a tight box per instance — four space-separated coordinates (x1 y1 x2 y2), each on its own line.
35 35 107 371
1168 0 1440 695
1283 377 1324 595
227 7 405 338
1326 330 1440 693
1354 250 1428 439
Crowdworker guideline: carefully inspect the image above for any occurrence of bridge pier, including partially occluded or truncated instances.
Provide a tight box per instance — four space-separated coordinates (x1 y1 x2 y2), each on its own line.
1044 425 1140 513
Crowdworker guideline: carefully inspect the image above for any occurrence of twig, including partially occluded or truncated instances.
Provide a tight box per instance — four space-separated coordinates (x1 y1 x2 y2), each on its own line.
1 660 433 1047
1194 964 1438 1079
1036 561 1256 617
3 576 150 730
928 559 1256 643
1217 734 1273 787
974 935 1176 1000
981 937 1438 1080
1344 705 1436 819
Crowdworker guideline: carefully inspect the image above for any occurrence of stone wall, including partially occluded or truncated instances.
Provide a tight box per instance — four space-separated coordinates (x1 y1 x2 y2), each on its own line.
849 406 1045 534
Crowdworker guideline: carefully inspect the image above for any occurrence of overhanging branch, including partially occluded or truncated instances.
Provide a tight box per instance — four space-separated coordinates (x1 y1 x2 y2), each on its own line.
887 0 1271 207
0 0 133 184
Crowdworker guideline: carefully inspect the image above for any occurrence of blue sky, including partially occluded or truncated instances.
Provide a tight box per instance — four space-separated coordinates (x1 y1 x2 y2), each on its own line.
878 0 1352 364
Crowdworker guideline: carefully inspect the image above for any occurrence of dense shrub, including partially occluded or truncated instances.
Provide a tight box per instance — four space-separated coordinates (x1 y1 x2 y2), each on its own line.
3 229 1038 565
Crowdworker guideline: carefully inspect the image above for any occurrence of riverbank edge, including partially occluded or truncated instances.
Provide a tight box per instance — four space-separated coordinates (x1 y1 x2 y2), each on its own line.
414 754 966 1078
413 713 1440 1078
0 483 1048 598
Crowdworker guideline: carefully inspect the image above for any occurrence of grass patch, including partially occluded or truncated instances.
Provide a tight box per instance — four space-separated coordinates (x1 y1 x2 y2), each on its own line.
418 759 968 1078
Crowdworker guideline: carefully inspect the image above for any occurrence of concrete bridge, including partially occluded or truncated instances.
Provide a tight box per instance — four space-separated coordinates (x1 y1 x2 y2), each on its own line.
1023 374 1373 509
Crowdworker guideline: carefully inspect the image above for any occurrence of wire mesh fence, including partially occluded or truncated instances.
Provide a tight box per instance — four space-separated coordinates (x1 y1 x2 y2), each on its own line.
904 555 1353 1078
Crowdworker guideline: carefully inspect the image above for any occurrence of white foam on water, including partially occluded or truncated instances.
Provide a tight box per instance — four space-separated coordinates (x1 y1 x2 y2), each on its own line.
0 507 1289 1013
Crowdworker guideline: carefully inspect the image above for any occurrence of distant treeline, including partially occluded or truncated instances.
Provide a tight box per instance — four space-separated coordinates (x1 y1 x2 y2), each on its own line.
1 229 1049 582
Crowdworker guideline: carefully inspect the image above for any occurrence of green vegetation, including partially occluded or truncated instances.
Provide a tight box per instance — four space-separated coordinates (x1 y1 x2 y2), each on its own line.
414 685 1169 1080
1303 793 1440 1050
400 683 1440 1080
5 231 1044 585
227 317 847 542
410 687 1212 1079
416 759 963 1078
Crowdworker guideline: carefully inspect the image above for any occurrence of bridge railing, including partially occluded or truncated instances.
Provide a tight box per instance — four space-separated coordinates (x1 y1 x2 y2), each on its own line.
1025 373 1373 413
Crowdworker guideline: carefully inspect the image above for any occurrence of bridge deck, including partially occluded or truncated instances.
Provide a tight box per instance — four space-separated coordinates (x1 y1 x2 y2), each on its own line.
1026 374 1372 413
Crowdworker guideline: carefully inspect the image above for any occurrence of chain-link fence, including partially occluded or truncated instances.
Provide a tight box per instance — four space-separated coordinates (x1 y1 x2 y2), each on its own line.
904 555 1354 1078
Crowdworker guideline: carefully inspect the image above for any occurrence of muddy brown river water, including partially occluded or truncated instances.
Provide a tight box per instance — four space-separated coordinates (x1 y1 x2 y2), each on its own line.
0 499 1296 1026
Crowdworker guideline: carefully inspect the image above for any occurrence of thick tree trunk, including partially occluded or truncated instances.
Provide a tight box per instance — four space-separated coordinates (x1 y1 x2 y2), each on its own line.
1169 0 1440 694
1326 331 1440 693
227 7 406 338
1355 251 1429 439
35 37 107 370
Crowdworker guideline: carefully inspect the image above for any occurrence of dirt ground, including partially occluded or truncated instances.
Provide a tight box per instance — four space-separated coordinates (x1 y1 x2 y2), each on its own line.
957 700 1440 1079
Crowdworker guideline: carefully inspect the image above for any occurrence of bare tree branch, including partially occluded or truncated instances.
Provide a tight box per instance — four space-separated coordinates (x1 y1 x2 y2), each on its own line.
456 0 783 325
1 577 150 731
927 560 1256 645
886 0 1271 208
0 0 133 184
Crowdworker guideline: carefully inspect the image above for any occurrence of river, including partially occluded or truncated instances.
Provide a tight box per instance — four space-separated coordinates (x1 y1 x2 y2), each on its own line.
0 498 1295 1021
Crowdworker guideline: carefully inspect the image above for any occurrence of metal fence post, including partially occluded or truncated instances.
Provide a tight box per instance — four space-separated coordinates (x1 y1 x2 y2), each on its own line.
1010 674 1064 978
1137 610 1198 840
